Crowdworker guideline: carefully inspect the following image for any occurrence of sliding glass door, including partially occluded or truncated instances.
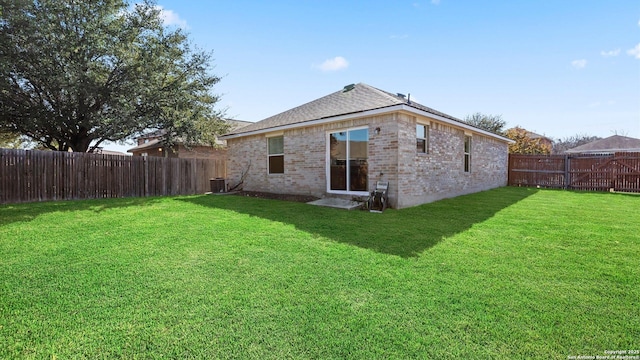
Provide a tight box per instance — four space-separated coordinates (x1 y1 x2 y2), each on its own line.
328 128 368 193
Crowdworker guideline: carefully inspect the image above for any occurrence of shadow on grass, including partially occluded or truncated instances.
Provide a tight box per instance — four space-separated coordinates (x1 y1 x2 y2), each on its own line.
179 187 539 258
0 196 167 227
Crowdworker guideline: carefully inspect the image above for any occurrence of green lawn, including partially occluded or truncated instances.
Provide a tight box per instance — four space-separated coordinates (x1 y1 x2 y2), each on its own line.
1 187 638 359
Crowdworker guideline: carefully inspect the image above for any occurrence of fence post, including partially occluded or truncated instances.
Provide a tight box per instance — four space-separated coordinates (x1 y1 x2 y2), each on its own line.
563 154 569 190
144 156 149 197
507 154 512 186
191 158 196 194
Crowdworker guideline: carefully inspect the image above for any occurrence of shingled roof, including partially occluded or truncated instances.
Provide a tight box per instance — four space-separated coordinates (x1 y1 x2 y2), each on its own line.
565 135 640 154
223 83 502 140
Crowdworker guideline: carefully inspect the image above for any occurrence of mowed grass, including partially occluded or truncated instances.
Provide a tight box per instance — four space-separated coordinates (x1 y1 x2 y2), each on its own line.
0 187 638 359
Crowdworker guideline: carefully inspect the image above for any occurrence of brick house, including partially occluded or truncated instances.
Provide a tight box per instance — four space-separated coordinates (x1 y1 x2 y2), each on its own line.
221 83 513 209
128 119 251 160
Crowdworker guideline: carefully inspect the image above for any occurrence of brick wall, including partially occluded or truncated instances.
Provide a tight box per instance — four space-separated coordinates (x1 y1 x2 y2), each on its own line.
396 114 508 208
366 114 399 206
227 133 269 192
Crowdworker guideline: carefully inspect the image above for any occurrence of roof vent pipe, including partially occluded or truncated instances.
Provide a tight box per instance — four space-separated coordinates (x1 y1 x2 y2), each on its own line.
407 93 411 104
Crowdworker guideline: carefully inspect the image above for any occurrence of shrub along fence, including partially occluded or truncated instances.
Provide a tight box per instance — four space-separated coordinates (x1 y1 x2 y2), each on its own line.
0 148 226 204
508 152 640 193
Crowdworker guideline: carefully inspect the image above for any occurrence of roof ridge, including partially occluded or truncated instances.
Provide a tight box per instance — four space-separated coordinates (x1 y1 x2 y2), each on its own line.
358 83 405 104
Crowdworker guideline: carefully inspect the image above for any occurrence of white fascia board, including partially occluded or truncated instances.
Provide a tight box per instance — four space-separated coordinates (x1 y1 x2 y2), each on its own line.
220 104 514 144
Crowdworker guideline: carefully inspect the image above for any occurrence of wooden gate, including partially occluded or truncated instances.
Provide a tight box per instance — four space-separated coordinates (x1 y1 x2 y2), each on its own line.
609 152 640 192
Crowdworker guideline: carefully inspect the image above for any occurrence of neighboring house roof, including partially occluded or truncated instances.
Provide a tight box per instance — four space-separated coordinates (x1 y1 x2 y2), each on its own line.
136 129 165 140
526 130 552 143
94 149 127 156
128 119 252 153
225 119 254 131
221 83 513 143
127 139 162 153
565 135 640 154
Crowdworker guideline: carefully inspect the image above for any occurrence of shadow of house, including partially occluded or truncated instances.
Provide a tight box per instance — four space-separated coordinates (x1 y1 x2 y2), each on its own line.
178 187 537 258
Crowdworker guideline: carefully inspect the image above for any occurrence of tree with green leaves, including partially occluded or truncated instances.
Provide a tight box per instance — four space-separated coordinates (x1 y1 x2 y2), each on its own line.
505 127 551 154
463 113 506 135
0 0 227 152
0 130 24 149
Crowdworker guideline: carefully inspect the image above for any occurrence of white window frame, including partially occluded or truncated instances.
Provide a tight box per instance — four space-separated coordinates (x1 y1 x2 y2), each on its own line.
464 135 472 173
267 135 284 174
325 126 369 196
417 122 429 154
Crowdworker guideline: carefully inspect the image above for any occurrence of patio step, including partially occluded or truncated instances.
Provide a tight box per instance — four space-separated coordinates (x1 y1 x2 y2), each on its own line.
307 198 363 210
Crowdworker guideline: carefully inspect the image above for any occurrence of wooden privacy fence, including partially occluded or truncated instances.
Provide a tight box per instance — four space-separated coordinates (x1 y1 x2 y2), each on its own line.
508 152 640 193
0 149 226 204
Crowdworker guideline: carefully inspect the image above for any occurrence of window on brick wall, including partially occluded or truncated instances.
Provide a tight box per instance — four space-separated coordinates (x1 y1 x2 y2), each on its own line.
268 136 284 174
464 135 471 172
417 124 429 153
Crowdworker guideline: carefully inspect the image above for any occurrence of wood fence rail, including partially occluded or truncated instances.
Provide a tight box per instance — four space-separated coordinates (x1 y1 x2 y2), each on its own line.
0 149 226 204
508 152 640 193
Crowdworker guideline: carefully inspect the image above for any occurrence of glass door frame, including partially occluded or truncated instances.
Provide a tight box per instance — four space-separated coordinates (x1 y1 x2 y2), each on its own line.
325 126 369 196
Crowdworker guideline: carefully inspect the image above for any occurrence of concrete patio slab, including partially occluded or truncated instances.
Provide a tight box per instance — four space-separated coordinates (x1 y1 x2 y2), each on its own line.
307 198 363 210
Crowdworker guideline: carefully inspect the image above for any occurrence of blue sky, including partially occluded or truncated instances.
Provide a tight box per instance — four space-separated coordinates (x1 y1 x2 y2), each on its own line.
106 1 640 152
